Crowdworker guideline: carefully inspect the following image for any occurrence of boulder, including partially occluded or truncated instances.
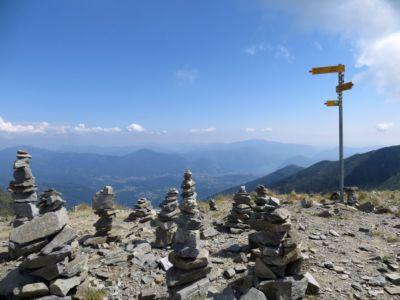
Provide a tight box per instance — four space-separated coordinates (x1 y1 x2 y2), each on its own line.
358 201 375 213
171 277 210 300
304 272 320 294
41 225 76 255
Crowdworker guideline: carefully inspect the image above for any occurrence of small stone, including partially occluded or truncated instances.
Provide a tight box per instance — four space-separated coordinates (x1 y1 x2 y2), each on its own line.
323 261 334 269
385 273 400 285
304 272 320 295
224 268 236 279
351 283 363 292
329 230 340 237
385 286 400 295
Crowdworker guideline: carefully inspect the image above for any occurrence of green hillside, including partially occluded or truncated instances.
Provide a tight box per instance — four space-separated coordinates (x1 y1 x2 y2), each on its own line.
271 145 400 193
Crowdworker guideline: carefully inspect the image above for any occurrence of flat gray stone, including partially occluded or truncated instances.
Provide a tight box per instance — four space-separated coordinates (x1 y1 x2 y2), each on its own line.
41 225 76 255
49 276 81 297
20 246 71 270
171 277 210 300
0 268 37 297
10 208 69 244
19 282 49 298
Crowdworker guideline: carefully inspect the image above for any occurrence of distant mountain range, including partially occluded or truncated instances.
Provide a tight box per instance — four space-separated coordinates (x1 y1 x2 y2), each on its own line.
0 140 386 207
217 145 400 195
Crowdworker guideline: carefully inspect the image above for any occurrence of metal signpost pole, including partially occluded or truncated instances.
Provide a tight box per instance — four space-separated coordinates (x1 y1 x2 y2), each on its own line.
338 72 344 203
310 64 353 203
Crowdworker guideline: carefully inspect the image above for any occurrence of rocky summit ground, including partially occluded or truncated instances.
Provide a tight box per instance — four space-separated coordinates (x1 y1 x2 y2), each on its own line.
1 193 400 300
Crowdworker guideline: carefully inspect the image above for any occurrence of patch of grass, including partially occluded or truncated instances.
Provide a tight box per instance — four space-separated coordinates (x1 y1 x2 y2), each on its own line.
386 236 399 243
371 230 383 237
83 288 107 300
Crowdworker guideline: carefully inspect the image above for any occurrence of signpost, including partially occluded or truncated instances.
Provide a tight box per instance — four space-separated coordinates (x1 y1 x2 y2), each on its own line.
310 64 353 203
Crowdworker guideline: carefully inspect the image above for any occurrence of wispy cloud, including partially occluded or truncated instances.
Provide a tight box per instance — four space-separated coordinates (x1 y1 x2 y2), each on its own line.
313 41 323 51
376 122 394 132
74 123 122 133
175 68 198 85
245 43 293 62
190 127 216 133
244 43 271 56
126 123 146 132
275 45 293 62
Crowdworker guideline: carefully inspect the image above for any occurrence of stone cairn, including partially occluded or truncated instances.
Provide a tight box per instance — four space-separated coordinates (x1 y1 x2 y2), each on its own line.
85 186 119 246
247 199 308 299
154 188 179 248
126 197 156 223
225 186 252 234
8 150 39 228
344 186 359 206
166 170 210 299
208 198 217 211
2 187 87 299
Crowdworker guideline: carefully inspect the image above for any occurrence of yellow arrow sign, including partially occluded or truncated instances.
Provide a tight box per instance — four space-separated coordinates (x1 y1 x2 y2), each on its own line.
336 81 354 92
325 100 340 107
309 64 345 75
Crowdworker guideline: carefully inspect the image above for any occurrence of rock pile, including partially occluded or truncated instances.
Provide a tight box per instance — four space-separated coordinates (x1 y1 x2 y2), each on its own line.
154 188 179 248
2 189 87 299
85 186 120 246
8 150 39 228
225 186 253 234
344 186 359 206
126 197 156 223
209 198 217 211
166 170 210 299
248 201 308 299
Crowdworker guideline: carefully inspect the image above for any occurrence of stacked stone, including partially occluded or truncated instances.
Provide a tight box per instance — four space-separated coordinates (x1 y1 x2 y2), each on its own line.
90 186 120 243
225 186 253 234
2 189 87 299
166 170 210 299
248 202 307 299
208 198 217 211
126 197 156 223
154 188 179 248
344 186 359 206
8 150 39 228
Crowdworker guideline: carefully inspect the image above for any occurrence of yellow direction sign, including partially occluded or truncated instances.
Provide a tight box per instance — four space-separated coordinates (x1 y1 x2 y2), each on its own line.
309 64 345 75
336 81 353 92
325 100 339 107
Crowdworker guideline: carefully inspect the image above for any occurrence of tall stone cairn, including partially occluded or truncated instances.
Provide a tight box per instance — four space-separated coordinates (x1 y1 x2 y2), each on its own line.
154 188 179 248
2 189 87 299
8 150 39 228
225 186 252 234
247 199 308 299
87 186 120 245
166 170 210 299
126 197 156 223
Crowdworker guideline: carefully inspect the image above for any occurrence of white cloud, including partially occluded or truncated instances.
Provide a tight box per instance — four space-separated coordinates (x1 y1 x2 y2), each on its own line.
0 117 49 134
175 68 198 85
74 123 122 133
264 0 400 100
376 122 394 132
126 123 145 132
245 128 256 132
261 127 273 132
190 127 216 133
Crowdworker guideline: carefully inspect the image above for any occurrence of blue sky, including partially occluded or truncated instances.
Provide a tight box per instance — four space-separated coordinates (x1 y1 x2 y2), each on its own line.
1 0 399 147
